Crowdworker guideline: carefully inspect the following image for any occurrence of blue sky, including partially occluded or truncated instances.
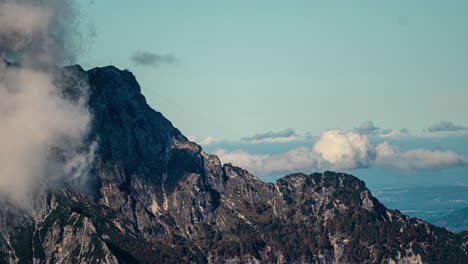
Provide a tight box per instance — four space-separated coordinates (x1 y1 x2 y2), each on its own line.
80 0 468 139
79 1 468 192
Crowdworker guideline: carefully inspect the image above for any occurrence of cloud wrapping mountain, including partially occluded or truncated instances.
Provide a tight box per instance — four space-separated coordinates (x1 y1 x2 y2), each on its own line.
0 0 79 66
0 0 93 205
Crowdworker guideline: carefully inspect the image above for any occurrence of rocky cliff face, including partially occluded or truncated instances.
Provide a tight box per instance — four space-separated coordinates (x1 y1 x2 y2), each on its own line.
0 65 467 264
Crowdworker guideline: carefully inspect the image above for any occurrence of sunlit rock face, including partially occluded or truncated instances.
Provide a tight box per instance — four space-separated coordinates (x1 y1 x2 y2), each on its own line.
0 66 467 264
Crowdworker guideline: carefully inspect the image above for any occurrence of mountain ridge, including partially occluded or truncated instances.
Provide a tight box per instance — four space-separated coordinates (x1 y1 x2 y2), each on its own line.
434 206 468 233
0 65 467 264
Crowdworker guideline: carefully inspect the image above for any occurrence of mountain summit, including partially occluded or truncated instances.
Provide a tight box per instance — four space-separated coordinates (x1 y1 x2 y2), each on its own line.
0 66 467 264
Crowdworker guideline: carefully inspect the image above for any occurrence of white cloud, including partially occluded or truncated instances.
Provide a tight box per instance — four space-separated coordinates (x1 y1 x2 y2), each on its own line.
215 129 466 176
313 129 373 169
215 147 326 176
375 145 466 172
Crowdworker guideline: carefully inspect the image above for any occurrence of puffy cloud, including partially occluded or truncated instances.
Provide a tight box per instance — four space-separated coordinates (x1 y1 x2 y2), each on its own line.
428 121 467 132
242 128 300 143
355 121 380 134
131 51 178 68
313 130 373 169
215 129 466 176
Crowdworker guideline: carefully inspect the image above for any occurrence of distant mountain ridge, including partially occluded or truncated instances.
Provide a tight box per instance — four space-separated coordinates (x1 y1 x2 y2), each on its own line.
0 65 467 264
434 207 468 233
372 185 468 223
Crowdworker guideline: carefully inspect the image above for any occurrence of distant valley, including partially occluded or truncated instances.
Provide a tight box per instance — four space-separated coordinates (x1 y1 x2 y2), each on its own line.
372 185 468 223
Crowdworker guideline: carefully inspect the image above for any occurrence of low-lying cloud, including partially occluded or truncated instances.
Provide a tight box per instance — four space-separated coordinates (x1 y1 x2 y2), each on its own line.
131 51 178 68
215 129 466 176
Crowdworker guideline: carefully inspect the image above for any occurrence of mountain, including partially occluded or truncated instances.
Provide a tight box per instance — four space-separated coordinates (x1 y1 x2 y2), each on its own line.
371 186 468 222
0 65 467 264
434 207 468 233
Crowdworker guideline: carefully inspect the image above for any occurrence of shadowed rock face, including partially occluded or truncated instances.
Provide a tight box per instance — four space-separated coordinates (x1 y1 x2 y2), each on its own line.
0 66 467 264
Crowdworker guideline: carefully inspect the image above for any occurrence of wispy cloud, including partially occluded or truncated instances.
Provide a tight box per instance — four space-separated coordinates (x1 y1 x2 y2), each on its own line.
131 51 178 68
428 121 467 132
242 128 300 143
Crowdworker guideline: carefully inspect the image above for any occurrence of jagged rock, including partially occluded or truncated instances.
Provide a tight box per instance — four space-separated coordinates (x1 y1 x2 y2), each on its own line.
0 65 467 264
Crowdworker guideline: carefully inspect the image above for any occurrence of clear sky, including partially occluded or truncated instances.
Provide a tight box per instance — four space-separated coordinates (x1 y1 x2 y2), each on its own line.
80 0 468 140
78 1 468 221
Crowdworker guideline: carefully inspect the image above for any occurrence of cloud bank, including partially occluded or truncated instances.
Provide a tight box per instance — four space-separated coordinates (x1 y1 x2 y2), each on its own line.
0 0 93 204
374 142 465 171
215 130 466 176
131 51 178 68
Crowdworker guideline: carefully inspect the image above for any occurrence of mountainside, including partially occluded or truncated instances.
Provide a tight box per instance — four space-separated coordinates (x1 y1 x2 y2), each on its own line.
0 65 467 264
434 207 468 234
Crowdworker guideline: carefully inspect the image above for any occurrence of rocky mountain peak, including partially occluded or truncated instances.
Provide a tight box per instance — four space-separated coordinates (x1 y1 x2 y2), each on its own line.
0 66 467 264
